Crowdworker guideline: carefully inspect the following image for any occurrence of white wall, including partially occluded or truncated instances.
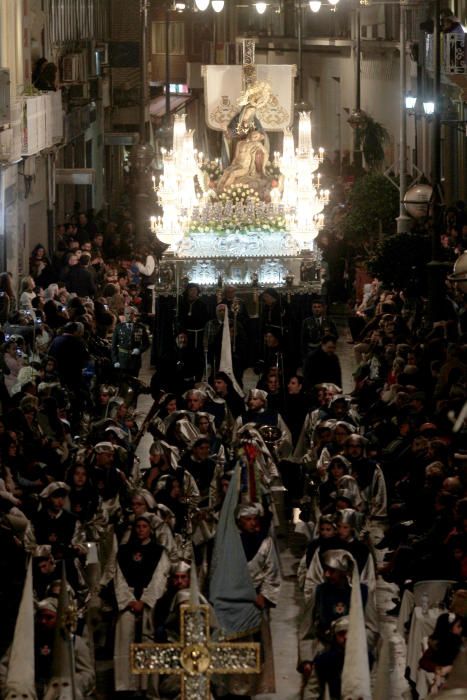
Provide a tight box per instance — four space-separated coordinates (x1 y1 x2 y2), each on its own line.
261 46 405 170
360 52 400 167
0 0 24 96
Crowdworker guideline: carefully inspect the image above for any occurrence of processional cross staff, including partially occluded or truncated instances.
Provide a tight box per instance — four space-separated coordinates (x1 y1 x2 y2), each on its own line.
131 603 260 699
242 38 257 90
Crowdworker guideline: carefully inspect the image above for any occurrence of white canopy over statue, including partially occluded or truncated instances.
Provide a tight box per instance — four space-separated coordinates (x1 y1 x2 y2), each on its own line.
203 65 295 132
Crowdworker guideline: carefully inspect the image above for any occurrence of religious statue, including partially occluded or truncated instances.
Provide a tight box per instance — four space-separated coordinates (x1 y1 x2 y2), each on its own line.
221 80 272 168
217 130 270 196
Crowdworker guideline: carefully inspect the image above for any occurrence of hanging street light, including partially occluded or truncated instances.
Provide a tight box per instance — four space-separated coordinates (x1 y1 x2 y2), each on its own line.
423 100 435 116
405 93 417 111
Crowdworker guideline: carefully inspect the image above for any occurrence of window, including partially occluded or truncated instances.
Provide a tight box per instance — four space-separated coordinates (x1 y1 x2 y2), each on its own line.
152 21 185 56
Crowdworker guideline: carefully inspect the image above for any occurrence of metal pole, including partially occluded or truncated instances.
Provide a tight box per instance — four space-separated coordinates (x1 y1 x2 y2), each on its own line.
427 0 445 324
130 0 155 246
355 7 361 113
431 0 442 262
297 1 303 103
397 2 411 233
140 0 149 141
165 7 171 123
212 8 217 65
353 6 362 168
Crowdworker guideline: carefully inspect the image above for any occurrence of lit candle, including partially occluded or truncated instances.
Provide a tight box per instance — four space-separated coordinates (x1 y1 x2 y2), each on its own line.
270 187 281 204
318 147 324 162
282 128 295 165
173 114 187 158
298 111 312 156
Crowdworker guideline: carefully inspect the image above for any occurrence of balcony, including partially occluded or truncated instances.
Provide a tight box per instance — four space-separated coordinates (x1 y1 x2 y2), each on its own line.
425 32 466 75
0 102 22 165
21 91 63 157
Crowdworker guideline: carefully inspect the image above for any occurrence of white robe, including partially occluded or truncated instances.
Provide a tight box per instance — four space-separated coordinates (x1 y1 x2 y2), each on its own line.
113 550 171 691
350 463 387 519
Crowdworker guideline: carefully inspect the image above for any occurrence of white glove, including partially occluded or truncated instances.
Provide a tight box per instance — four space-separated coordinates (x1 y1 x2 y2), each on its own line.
131 348 140 356
114 362 120 368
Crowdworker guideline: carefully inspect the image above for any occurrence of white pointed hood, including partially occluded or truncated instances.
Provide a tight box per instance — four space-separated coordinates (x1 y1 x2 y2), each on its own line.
219 305 244 397
43 563 75 700
341 562 372 700
5 558 37 700
373 633 391 700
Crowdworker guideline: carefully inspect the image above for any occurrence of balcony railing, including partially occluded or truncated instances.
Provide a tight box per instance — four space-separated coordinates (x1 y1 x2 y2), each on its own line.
45 0 109 44
21 92 63 157
426 32 466 75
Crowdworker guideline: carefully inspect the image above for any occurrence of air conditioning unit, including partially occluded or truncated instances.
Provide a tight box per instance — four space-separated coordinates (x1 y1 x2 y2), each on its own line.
68 83 91 101
0 68 11 127
61 54 82 83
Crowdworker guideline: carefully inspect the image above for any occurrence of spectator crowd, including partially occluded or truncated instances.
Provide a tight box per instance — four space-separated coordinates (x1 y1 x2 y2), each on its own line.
0 199 466 700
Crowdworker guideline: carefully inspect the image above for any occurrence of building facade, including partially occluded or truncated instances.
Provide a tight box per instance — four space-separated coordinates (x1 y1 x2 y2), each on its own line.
0 0 465 278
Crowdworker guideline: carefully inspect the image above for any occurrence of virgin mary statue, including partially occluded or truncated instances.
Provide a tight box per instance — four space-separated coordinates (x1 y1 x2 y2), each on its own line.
221 80 272 168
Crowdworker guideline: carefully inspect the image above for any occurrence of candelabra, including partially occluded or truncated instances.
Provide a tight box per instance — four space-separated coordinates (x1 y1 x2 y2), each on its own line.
152 114 200 250
279 112 328 248
153 109 329 254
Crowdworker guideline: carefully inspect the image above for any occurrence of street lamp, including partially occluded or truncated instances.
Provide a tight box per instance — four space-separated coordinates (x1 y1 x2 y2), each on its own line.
309 1 321 11
423 100 435 116
405 93 417 111
194 0 210 9
255 2 268 13
328 0 340 5
211 0 224 11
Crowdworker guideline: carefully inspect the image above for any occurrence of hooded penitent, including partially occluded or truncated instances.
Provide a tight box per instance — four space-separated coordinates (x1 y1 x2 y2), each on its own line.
219 304 244 397
341 559 371 700
4 558 37 700
43 563 75 700
209 464 262 638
